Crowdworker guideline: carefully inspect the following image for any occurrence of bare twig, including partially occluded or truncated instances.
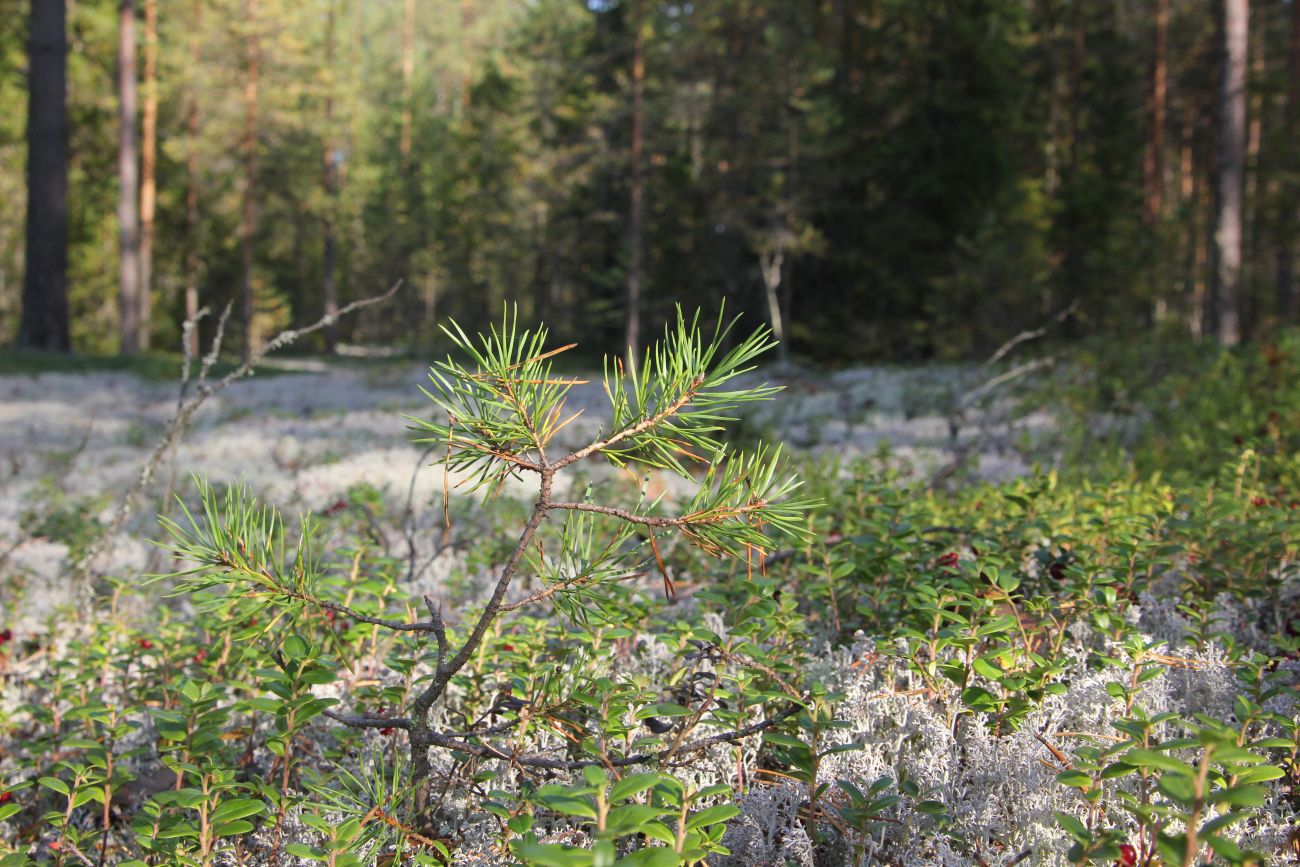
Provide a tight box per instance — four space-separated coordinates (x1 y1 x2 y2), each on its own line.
413 700 802 772
981 300 1077 370
928 302 1075 490
77 282 402 581
322 709 412 730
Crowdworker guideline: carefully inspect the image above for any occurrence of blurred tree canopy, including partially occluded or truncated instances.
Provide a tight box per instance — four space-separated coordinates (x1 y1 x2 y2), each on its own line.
4 0 1299 361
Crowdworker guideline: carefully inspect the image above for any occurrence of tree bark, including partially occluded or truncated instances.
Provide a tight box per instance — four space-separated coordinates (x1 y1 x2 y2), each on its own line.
760 248 787 364
1215 0 1248 346
1145 0 1168 224
1146 0 1169 320
118 0 141 355
139 0 157 350
1278 0 1300 321
624 0 645 367
323 0 338 353
19 0 70 352
184 0 201 358
1069 0 1086 157
240 0 260 364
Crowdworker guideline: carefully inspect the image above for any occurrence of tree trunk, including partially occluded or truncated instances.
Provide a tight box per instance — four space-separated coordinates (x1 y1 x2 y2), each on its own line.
760 249 787 365
1278 0 1300 321
624 0 645 367
19 0 70 352
240 0 260 364
139 0 157 350
322 0 338 354
400 0 414 169
1069 0 1086 156
184 0 201 358
1215 0 1248 346
1146 0 1169 321
1243 1 1265 333
1145 0 1167 224
118 0 141 355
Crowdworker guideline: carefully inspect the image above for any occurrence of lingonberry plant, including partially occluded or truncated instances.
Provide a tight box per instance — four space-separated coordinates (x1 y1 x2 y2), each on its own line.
153 309 812 820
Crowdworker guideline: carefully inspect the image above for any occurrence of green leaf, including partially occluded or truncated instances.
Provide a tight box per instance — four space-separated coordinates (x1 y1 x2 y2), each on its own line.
510 841 593 867
1124 749 1195 776
214 819 256 837
615 849 678 867
685 804 740 830
210 797 266 824
1054 812 1089 844
284 843 326 861
609 773 663 803
38 777 69 797
1206 784 1265 808
1055 771 1092 790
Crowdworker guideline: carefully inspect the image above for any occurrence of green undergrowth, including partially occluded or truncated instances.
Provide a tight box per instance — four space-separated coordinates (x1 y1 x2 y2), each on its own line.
1 320 1298 866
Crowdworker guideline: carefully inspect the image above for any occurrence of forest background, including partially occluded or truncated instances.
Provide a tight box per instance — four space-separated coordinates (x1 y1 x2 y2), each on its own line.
5 0 1299 363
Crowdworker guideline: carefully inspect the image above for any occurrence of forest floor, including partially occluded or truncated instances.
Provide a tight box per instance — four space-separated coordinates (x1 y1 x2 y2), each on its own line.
0 359 1046 632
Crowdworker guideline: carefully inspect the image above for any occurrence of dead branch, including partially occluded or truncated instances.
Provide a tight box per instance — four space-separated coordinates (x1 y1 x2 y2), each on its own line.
77 281 402 581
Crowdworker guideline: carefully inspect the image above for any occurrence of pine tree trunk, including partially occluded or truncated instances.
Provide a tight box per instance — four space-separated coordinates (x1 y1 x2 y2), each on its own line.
240 0 260 364
139 0 157 350
1278 0 1300 321
323 0 338 354
1215 0 1248 346
19 0 70 352
1069 0 1086 156
1146 0 1168 320
118 0 141 355
624 0 645 366
1145 0 1167 224
184 0 201 358
1243 2 1265 333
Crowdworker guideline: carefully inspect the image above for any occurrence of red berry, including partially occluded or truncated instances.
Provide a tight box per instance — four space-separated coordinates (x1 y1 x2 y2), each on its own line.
937 552 959 569
1049 562 1067 581
138 638 153 650
1117 843 1137 867
0 629 11 644
379 727 395 736
501 644 515 652
1252 496 1268 507
0 791 11 803
194 649 207 663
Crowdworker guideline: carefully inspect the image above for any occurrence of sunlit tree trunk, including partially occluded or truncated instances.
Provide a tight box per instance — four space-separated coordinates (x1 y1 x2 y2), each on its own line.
1243 2 1266 332
1215 0 1248 345
139 0 157 350
323 0 338 353
118 0 141 355
240 0 260 364
625 0 645 366
760 248 786 363
19 0 70 352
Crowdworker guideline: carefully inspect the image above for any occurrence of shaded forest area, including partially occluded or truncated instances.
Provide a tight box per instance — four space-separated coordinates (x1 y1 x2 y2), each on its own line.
5 0 1300 362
